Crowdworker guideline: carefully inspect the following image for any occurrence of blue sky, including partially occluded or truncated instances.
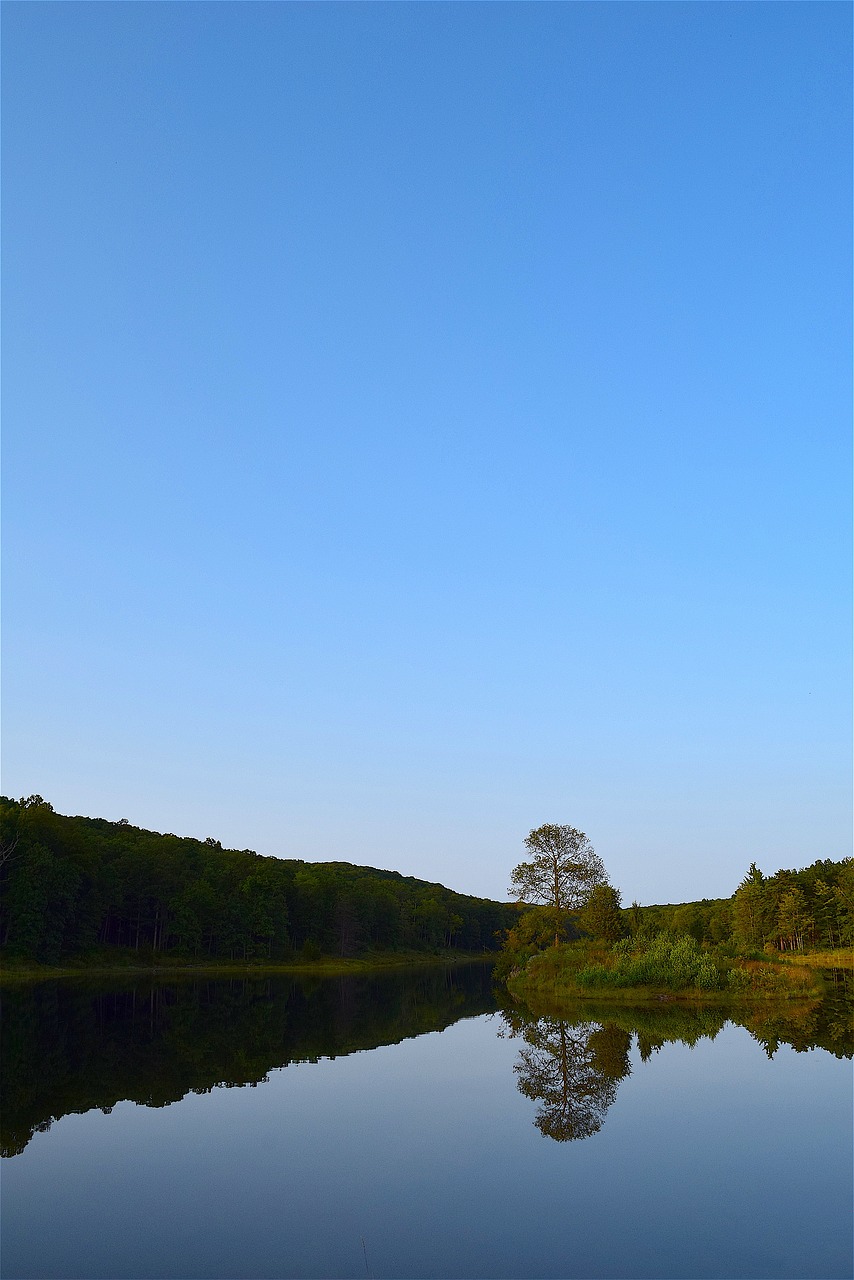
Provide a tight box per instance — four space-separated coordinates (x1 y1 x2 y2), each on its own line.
3 3 850 904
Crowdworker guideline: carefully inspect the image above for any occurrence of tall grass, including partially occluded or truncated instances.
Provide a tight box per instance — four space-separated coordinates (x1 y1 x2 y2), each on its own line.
726 960 818 995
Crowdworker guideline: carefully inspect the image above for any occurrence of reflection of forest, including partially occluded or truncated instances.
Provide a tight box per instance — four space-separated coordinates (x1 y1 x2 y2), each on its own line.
1 964 496 1158
4 967 850 1159
502 971 853 1143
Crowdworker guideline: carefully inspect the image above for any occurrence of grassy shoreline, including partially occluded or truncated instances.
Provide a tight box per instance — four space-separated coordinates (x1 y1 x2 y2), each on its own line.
0 949 496 984
503 939 848 1010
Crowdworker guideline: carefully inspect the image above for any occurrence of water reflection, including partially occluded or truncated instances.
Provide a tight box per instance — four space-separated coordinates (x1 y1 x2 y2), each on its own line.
500 1010 631 1140
3 965 851 1159
500 971 853 1142
1 963 496 1157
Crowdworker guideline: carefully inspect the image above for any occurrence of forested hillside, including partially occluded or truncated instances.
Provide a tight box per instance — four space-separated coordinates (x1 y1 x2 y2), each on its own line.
626 856 852 952
0 797 516 964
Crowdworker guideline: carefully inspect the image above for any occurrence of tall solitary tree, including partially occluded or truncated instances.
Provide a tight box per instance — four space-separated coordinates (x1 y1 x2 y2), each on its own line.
509 824 607 947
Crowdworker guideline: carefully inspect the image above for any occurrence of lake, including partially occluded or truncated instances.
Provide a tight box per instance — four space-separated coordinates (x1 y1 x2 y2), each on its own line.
2 964 851 1279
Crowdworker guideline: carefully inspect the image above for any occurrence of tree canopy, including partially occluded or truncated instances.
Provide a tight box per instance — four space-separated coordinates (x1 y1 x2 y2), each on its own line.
578 883 624 943
0 797 516 964
509 824 607 947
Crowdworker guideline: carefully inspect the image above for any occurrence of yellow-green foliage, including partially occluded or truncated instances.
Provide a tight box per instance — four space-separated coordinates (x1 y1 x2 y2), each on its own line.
780 948 854 969
727 960 818 996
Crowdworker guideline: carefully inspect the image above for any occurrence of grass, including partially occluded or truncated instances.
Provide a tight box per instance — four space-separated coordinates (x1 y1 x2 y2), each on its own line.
777 947 853 969
0 948 495 984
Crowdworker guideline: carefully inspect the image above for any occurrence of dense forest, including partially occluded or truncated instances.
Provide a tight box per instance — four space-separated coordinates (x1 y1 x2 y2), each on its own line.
0 797 516 964
2 795 850 968
624 856 853 952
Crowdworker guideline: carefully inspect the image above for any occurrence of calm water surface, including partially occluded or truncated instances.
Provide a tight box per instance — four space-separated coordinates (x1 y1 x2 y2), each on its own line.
2 965 851 1279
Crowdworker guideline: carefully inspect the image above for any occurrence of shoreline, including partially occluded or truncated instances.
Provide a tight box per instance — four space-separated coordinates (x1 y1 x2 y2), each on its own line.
505 976 826 1009
0 950 497 984
504 946 850 1010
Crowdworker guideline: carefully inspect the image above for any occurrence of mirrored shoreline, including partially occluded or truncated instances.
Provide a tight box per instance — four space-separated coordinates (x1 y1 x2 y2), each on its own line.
3 964 851 1158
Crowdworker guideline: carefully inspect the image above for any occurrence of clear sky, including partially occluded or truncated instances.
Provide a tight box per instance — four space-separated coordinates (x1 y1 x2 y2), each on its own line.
3 2 850 905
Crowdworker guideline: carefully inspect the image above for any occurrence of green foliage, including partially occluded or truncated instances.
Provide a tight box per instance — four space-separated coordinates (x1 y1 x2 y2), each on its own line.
833 860 854 945
3 842 81 962
578 884 625 943
508 824 606 948
574 932 723 991
776 887 812 952
0 798 516 965
617 857 850 956
510 930 829 1006
728 858 852 953
622 897 732 944
492 906 570 980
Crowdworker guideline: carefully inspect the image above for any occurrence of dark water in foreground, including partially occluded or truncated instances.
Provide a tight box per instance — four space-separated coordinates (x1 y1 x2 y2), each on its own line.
2 965 852 1279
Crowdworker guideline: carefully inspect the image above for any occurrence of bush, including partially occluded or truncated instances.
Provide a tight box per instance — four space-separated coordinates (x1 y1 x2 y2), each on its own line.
575 932 724 991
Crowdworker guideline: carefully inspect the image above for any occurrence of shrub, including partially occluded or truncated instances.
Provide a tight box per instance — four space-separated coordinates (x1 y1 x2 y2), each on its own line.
575 932 724 991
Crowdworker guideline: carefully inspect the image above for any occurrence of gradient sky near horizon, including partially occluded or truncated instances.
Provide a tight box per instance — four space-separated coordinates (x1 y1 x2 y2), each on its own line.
3 2 850 905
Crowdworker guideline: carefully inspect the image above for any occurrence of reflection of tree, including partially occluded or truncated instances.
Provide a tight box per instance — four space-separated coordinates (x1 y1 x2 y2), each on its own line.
499 987 853 1143
505 1012 631 1141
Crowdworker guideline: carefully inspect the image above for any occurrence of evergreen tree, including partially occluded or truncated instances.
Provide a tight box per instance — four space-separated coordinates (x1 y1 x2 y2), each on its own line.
578 884 625 942
731 864 768 950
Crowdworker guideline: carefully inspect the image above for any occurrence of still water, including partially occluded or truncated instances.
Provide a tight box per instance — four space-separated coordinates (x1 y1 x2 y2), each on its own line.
2 965 851 1279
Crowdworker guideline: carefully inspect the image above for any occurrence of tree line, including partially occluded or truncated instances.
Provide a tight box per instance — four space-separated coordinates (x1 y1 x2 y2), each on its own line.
499 823 852 978
630 857 853 953
3 800 850 967
0 797 516 964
